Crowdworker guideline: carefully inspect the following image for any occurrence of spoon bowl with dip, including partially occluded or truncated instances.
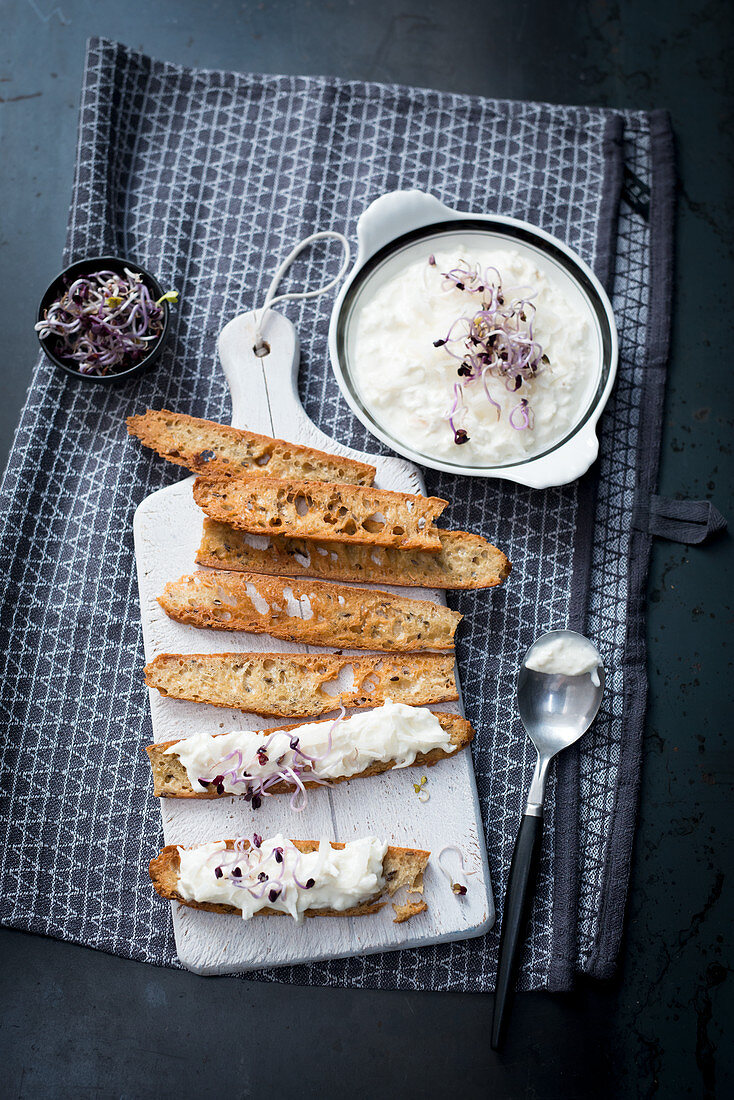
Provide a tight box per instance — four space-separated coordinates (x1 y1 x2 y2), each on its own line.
490 629 605 1051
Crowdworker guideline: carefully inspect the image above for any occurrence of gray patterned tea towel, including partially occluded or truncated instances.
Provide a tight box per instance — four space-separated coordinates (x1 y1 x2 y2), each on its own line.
0 39 676 991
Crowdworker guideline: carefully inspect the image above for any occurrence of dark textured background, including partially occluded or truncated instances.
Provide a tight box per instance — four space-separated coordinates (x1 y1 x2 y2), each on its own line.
0 1 731 1097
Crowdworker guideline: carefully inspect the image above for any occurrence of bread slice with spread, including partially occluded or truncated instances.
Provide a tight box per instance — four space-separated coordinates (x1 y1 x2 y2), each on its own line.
150 835 429 923
146 703 474 800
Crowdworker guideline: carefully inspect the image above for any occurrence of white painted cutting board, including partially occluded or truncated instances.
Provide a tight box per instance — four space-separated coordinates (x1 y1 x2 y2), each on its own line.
134 308 494 974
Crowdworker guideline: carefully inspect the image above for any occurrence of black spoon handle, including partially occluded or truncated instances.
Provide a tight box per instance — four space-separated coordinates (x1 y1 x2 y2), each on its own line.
490 812 544 1051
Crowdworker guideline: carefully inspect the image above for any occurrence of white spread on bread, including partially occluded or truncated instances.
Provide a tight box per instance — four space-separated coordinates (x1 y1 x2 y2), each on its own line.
166 700 458 796
177 835 387 921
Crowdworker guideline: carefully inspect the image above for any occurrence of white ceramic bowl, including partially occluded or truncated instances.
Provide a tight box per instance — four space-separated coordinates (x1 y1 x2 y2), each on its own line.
328 191 618 488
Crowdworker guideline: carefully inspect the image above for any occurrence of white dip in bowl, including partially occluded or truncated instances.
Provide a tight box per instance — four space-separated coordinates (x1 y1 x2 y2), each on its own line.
350 243 601 468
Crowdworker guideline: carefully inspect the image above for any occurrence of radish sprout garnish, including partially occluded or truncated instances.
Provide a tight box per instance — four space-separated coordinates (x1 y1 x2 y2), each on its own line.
35 268 177 376
212 837 319 904
433 258 548 445
413 775 430 802
437 845 472 897
197 707 347 812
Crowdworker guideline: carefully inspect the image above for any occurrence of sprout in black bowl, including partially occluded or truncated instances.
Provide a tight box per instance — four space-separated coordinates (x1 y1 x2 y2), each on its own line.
36 255 176 385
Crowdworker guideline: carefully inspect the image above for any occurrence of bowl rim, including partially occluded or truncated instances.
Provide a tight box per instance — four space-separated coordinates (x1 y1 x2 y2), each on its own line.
36 254 171 385
328 193 619 487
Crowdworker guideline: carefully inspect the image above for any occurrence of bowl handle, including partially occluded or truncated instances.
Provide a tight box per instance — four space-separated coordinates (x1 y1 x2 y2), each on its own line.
519 426 601 490
355 190 459 264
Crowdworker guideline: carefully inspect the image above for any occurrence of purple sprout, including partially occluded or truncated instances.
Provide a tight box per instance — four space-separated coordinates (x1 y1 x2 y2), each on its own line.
209 838 322 911
35 267 176 376
430 258 547 444
198 708 346 813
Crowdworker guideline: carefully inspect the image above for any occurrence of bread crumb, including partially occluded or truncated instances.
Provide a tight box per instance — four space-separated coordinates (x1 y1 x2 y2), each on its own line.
392 899 428 923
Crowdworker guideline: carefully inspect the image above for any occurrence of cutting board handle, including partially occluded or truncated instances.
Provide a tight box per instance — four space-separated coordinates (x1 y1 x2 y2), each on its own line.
217 307 422 488
217 309 300 434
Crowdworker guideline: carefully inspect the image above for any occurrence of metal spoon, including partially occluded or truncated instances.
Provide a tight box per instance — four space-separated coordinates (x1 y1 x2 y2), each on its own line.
490 630 605 1051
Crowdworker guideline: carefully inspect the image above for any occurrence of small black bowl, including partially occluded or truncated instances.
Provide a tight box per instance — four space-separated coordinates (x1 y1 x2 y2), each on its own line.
36 255 172 385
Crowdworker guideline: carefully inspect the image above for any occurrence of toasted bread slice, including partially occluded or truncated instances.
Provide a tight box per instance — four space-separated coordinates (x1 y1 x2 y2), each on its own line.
157 570 462 651
144 651 458 718
149 839 429 920
146 711 474 798
127 409 375 485
192 476 447 551
197 519 511 590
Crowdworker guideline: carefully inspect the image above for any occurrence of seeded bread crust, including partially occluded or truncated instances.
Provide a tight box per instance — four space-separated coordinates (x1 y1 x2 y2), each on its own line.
127 409 375 485
197 519 511 590
143 652 459 718
192 476 447 552
157 570 462 651
146 711 474 798
149 840 429 920
393 899 428 922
